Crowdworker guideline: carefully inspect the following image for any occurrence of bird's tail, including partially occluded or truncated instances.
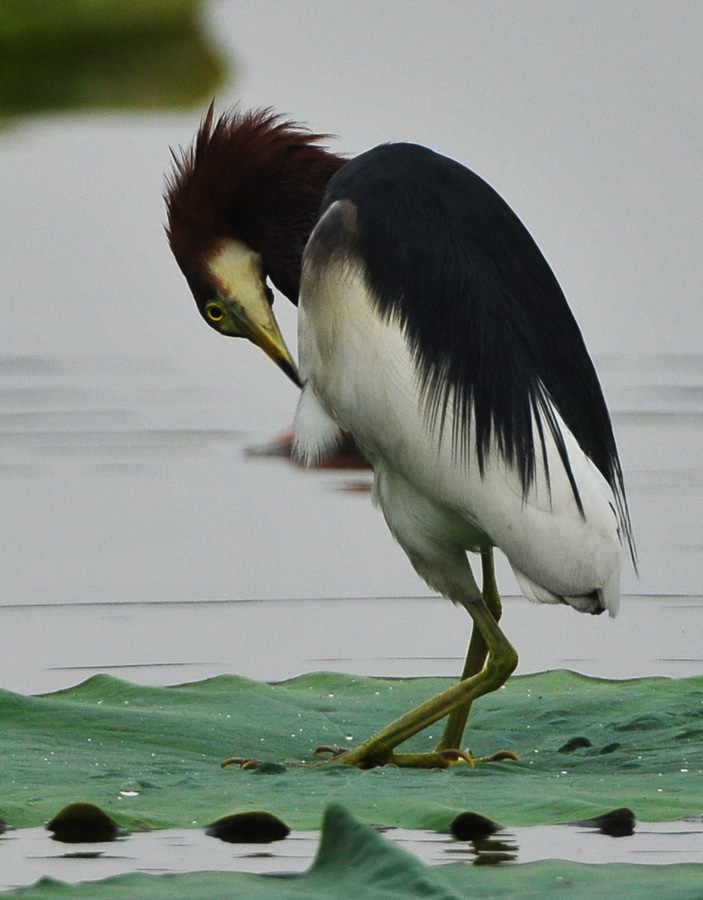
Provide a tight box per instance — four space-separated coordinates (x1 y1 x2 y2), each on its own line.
512 566 620 617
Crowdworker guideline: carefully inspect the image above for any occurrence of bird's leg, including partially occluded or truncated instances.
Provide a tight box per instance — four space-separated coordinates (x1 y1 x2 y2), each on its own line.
481 544 503 621
435 548 502 751
336 586 518 769
225 547 517 771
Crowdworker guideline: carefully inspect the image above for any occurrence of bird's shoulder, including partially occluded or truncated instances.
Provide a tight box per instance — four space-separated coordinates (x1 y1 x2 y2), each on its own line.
316 140 572 338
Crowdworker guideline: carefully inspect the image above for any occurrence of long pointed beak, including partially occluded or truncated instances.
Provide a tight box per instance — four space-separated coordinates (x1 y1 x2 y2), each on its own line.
227 298 302 388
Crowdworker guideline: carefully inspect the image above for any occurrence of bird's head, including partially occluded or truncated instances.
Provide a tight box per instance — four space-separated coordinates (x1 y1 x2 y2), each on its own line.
165 105 346 387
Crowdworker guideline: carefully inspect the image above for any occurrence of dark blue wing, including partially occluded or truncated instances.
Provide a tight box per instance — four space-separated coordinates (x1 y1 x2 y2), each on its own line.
321 143 635 565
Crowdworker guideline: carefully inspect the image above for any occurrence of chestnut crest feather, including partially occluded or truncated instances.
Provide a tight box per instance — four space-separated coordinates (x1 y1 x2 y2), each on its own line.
165 104 346 305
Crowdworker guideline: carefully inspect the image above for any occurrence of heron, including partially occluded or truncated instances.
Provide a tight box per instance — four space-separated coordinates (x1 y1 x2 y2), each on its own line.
165 107 636 769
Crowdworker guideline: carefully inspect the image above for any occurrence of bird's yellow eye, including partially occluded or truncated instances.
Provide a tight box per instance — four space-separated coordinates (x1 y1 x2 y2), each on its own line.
206 303 225 323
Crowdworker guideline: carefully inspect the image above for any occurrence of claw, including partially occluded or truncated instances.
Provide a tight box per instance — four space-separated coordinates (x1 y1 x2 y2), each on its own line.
476 749 520 763
220 756 262 770
437 748 476 767
313 745 346 758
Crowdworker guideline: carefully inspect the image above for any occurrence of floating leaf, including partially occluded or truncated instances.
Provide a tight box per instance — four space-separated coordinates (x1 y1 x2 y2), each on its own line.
1 671 702 831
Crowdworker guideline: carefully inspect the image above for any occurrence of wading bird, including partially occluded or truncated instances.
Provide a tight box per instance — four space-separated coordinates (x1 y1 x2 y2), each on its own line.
165 107 635 768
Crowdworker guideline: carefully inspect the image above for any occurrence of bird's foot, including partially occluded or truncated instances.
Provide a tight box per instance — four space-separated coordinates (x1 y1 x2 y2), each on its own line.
220 745 518 771
323 745 519 769
221 747 476 770
314 744 477 769
221 756 264 770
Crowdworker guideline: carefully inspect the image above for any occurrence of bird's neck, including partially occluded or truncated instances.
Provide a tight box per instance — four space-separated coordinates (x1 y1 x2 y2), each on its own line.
258 153 346 304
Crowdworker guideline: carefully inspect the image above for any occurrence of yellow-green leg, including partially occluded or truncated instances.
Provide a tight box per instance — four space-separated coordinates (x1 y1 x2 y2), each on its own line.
335 571 517 769
222 547 515 772
435 548 503 752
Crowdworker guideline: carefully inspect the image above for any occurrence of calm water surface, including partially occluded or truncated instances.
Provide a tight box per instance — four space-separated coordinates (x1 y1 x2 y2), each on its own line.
1 353 701 694
3 819 703 892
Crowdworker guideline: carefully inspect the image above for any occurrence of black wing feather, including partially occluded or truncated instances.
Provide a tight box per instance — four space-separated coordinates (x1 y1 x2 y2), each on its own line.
322 143 635 565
